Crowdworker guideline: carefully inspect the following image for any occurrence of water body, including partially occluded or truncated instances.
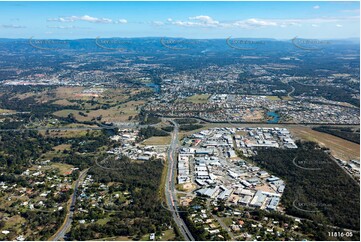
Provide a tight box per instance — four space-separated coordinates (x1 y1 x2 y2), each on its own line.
267 111 280 124
145 83 160 93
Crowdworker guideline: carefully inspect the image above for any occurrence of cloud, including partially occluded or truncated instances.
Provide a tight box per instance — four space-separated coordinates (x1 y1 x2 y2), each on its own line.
313 5 320 9
152 21 165 26
48 15 113 24
117 19 127 24
341 9 360 13
47 25 76 29
159 15 359 29
233 18 278 28
235 16 358 28
336 24 343 27
1 24 26 28
188 15 221 26
170 15 222 27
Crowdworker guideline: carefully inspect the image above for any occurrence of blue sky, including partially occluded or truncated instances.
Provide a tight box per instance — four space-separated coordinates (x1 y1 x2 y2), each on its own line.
0 1 359 39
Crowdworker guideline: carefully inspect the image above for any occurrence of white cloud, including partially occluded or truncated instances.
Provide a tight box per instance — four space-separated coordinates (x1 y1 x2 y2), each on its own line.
1 24 26 28
117 19 128 24
160 15 358 29
336 24 343 27
171 15 222 27
313 5 320 9
48 15 113 24
341 9 360 13
47 25 77 29
47 25 91 30
82 15 112 23
236 16 357 28
152 21 165 26
233 18 277 28
189 15 220 26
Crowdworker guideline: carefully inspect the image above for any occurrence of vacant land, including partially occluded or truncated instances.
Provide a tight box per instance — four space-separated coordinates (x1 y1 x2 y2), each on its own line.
53 100 144 123
49 162 74 174
265 96 281 101
141 136 172 145
52 144 72 151
184 94 210 104
176 182 196 192
289 126 360 160
92 236 133 241
38 126 100 138
54 87 86 99
52 99 78 107
243 109 265 122
9 86 140 108
32 162 74 175
313 126 360 144
280 96 293 100
0 108 16 114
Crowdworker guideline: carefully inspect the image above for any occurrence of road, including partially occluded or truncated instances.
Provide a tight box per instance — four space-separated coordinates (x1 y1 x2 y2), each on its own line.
0 120 358 134
0 123 149 133
0 127 107 132
51 168 89 241
287 85 295 98
212 214 236 241
164 120 195 241
205 198 235 241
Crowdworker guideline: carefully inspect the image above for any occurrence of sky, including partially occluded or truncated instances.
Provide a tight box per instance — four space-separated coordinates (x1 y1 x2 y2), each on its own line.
0 1 359 39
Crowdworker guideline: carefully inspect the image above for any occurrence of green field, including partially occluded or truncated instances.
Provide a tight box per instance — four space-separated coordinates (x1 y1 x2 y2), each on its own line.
142 135 172 145
265 96 281 101
184 94 210 104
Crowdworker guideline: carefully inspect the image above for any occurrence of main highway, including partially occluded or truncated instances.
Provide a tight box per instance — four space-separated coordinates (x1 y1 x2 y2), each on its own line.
165 120 195 241
0 123 149 133
0 126 108 132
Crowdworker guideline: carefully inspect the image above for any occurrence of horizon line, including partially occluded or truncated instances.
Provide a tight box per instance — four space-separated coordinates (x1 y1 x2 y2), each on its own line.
0 36 360 41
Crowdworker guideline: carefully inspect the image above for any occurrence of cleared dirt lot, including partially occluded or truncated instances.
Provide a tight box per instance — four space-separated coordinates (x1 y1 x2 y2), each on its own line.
289 126 360 161
141 135 171 145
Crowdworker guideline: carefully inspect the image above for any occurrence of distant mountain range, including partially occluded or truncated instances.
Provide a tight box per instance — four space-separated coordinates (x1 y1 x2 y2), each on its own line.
0 37 359 54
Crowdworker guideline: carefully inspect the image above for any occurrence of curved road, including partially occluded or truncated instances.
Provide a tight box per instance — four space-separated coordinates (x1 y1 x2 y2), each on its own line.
165 120 195 241
51 168 89 241
287 85 295 98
